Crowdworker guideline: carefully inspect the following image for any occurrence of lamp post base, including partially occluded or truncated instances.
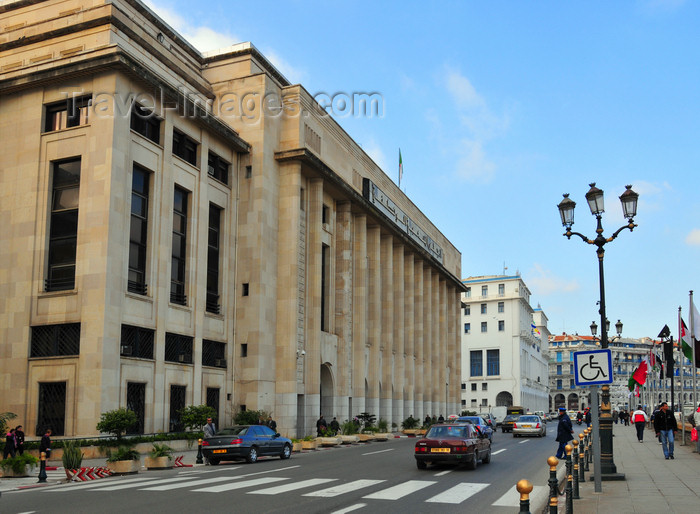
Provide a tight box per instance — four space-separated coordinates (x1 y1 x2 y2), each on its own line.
593 473 626 481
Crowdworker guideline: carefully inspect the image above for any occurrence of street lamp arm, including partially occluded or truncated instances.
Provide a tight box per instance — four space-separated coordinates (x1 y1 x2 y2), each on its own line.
605 221 638 243
563 229 595 244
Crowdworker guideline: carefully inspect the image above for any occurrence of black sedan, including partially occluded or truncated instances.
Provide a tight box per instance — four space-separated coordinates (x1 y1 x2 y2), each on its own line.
202 425 292 464
501 414 520 433
457 415 494 442
414 423 491 470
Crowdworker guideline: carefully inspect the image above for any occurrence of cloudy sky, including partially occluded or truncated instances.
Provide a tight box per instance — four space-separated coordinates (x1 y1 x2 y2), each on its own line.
143 0 700 339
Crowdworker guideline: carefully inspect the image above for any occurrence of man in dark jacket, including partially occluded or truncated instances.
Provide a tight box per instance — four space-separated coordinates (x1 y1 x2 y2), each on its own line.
584 408 592 428
653 402 678 459
555 407 574 459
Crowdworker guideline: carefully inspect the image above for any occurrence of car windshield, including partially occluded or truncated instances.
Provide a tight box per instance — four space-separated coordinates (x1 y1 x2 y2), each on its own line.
217 426 249 436
504 415 519 421
428 425 469 438
518 416 539 422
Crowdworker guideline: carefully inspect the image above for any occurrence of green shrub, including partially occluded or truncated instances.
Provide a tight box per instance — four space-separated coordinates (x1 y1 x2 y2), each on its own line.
0 412 17 435
233 409 270 426
377 418 388 432
0 453 39 474
356 412 376 430
341 421 358 435
149 443 173 458
401 416 419 429
178 405 217 431
106 446 140 462
302 435 315 441
61 440 83 470
96 408 138 440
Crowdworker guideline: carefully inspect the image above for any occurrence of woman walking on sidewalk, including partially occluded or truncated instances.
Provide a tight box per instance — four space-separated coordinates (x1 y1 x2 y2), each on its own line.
631 405 649 442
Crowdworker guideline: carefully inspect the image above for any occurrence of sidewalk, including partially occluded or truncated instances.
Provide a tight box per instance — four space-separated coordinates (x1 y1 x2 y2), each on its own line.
559 421 700 513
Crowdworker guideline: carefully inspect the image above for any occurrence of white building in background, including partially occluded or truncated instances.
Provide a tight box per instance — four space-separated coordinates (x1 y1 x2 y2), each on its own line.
460 275 550 414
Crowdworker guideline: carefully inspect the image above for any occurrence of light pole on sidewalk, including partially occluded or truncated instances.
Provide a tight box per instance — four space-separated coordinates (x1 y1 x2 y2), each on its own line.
558 183 639 481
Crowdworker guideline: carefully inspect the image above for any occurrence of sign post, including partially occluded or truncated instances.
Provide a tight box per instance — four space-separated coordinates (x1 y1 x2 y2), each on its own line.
574 349 613 493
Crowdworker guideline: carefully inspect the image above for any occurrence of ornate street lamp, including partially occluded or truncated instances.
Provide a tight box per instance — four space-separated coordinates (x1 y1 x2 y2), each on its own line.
558 183 638 482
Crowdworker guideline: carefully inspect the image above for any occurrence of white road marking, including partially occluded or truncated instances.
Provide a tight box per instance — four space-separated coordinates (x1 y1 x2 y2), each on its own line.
178 467 241 475
434 470 452 476
362 448 394 456
192 476 288 493
248 478 337 495
425 482 489 504
44 476 154 491
92 476 194 491
363 480 436 500
304 479 385 497
518 440 530 444
492 484 549 507
331 504 367 514
492 449 507 455
142 476 237 491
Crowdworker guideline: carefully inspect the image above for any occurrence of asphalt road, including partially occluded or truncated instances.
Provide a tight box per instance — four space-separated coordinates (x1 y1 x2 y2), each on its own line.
1 423 562 514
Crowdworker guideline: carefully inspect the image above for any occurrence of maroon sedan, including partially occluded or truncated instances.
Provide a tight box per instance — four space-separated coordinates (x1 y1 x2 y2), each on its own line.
414 423 491 470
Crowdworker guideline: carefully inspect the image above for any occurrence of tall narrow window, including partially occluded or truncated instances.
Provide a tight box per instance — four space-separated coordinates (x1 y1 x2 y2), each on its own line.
130 103 161 144
498 283 505 296
128 165 149 295
321 244 330 331
37 382 67 436
47 158 80 291
480 303 487 314
481 285 488 297
126 382 146 434
498 320 505 331
206 387 220 423
470 350 483 377
206 204 221 314
207 151 229 184
171 187 188 305
487 349 500 376
45 95 91 132
172 129 197 166
169 385 186 432
498 301 504 313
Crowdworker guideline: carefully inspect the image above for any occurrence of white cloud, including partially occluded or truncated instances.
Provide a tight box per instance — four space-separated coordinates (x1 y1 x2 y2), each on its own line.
361 138 389 174
686 229 700 246
526 264 579 296
263 49 307 85
455 140 495 183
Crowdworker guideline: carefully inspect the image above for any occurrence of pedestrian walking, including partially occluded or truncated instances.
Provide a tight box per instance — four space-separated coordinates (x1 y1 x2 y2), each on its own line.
424 415 431 427
329 417 340 435
555 407 574 458
266 415 277 432
316 415 327 436
623 410 630 426
631 406 649 442
584 407 592 428
3 427 16 459
39 428 52 459
14 425 25 455
653 402 678 459
613 410 619 424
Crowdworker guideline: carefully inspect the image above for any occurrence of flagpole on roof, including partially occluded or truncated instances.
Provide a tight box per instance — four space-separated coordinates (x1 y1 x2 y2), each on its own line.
679 305 685 444
691 290 699 453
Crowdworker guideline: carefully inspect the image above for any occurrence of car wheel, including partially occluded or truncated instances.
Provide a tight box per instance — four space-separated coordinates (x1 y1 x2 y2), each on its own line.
416 460 427 470
280 443 291 460
246 446 258 463
209 457 220 466
482 448 491 464
465 452 477 470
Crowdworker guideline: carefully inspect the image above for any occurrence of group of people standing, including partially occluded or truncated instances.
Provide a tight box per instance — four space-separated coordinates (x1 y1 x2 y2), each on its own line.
3 425 25 459
316 415 340 436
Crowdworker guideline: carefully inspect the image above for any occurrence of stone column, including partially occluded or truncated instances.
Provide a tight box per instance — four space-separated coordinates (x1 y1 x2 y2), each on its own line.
334 201 353 421
423 266 433 417
380 234 393 425
393 243 405 426
403 251 415 420
275 162 303 435
366 225 381 417
414 261 424 421
449 287 460 414
439 278 447 417
351 214 367 416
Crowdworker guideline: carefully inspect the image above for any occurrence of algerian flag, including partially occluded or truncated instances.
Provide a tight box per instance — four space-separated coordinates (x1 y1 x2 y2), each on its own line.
628 375 638 391
398 149 403 187
681 318 693 362
632 358 648 386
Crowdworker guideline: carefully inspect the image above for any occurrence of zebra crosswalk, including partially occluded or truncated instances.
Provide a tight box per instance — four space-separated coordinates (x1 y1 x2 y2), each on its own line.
41 470 547 507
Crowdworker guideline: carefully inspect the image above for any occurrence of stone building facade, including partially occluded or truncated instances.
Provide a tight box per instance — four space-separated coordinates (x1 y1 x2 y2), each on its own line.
0 0 464 438
460 275 550 414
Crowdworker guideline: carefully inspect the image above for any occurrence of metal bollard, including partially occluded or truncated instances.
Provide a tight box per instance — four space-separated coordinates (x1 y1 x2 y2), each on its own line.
572 439 580 500
578 432 586 483
196 438 204 464
547 456 559 514
37 451 47 483
517 479 533 514
585 428 591 471
565 444 573 514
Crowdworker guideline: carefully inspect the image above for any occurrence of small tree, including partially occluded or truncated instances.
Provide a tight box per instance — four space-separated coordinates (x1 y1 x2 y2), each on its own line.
356 412 376 430
0 412 17 435
234 409 271 425
179 405 217 431
96 408 137 441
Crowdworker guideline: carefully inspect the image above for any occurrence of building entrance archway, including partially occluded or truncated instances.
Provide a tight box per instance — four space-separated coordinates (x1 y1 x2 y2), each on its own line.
320 363 334 418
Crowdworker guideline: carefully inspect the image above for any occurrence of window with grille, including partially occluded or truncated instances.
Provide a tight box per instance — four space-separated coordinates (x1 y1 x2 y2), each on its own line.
206 387 220 422
120 324 154 359
46 158 80 291
128 165 149 295
202 339 226 368
487 349 500 376
31 323 80 357
207 151 229 184
480 303 487 314
172 129 197 166
498 301 504 313
126 382 146 434
206 204 221 314
470 350 483 377
130 103 160 144
36 382 67 436
171 187 188 305
45 95 91 132
165 332 193 364
169 385 186 432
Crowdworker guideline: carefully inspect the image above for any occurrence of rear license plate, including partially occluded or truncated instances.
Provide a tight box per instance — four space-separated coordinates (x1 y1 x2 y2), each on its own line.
212 449 227 454
431 448 450 453
522 425 532 428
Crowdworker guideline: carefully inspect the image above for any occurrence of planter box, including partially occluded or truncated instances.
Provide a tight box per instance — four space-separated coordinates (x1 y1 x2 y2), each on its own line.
339 435 359 444
106 460 140 474
301 440 318 450
144 456 173 470
316 437 341 447
292 442 303 452
357 433 375 442
0 465 34 478
373 433 390 441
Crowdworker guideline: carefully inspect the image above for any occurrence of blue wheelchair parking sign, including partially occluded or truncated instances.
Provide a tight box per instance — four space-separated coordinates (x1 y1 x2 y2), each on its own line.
574 349 613 386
